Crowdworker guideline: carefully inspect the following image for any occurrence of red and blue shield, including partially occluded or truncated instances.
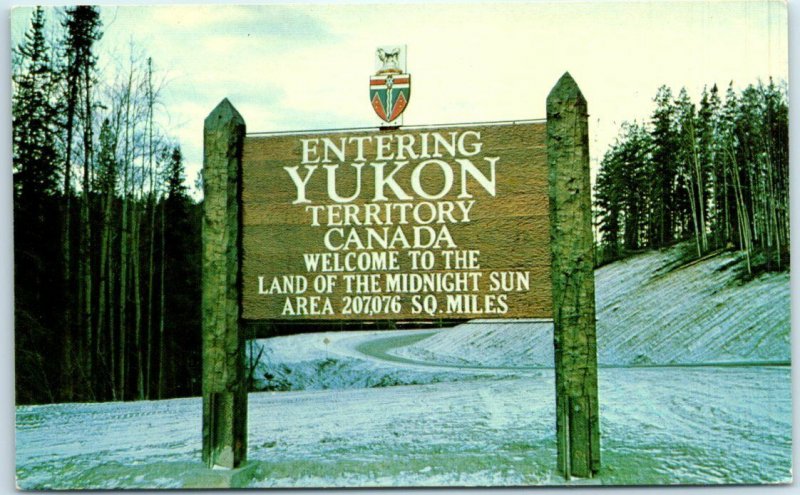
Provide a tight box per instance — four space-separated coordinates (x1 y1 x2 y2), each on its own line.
370 73 411 123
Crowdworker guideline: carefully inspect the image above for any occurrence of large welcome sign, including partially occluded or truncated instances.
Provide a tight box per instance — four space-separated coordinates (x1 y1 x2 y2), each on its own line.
241 123 551 321
201 73 599 481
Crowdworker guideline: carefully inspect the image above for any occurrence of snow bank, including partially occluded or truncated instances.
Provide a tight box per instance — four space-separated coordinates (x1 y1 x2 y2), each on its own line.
379 246 789 368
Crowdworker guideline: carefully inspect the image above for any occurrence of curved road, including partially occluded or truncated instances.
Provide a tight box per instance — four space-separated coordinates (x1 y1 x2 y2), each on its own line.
353 331 552 372
352 330 790 371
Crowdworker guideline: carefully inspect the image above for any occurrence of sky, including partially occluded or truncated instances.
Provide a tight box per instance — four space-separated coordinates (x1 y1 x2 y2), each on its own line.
9 0 788 197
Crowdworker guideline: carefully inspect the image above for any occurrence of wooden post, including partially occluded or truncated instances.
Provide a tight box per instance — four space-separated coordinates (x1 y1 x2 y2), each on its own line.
546 72 601 479
202 98 247 469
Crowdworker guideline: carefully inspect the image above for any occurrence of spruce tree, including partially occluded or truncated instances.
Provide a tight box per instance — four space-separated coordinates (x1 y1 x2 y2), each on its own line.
648 86 680 248
13 6 59 209
12 6 62 404
163 147 202 397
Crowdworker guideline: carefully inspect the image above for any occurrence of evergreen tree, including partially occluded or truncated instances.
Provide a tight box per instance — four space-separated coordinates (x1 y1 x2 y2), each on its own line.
648 86 680 247
699 84 726 250
619 123 652 251
595 145 623 261
13 6 209 404
13 6 59 208
13 6 62 404
595 122 652 262
162 147 202 397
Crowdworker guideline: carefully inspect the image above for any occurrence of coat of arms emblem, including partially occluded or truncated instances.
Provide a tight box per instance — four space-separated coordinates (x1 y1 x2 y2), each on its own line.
370 46 411 124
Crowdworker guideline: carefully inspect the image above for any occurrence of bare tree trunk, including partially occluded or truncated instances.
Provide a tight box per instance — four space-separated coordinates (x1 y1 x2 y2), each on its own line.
61 57 79 403
134 161 144 401
118 63 134 401
765 152 781 269
687 120 708 252
724 156 731 246
80 63 94 399
107 108 122 400
97 176 113 398
157 198 166 399
684 170 701 258
728 147 752 274
145 58 156 399
108 217 116 400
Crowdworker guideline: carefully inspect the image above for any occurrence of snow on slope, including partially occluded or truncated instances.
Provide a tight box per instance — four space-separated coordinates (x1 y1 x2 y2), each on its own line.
595 248 789 365
389 319 553 367
249 329 501 392
388 246 789 368
16 367 791 488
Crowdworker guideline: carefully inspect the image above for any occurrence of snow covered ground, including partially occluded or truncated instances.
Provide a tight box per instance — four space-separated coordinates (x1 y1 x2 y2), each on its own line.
16 365 791 488
15 247 793 488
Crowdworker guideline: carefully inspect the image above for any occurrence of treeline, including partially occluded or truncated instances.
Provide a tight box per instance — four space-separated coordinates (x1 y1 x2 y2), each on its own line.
594 81 789 273
13 7 202 404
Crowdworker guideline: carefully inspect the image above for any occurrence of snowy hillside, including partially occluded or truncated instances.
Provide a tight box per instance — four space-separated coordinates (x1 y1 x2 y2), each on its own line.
392 247 789 368
595 247 789 365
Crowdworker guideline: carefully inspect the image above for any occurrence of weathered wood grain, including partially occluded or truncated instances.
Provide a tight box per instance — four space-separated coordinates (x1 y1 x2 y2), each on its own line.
547 73 600 479
241 122 553 320
202 99 247 469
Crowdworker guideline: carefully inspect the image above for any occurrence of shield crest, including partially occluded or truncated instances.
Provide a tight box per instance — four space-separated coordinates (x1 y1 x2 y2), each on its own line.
370 73 411 123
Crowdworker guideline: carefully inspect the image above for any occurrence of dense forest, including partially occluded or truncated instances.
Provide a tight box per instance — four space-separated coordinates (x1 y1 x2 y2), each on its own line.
594 81 789 273
13 7 202 404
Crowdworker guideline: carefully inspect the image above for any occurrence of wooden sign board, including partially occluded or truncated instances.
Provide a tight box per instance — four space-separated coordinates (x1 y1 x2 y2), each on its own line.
241 122 552 321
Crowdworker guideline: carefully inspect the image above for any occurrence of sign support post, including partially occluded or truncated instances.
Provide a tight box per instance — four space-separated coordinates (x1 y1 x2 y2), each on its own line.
546 72 601 479
202 98 248 469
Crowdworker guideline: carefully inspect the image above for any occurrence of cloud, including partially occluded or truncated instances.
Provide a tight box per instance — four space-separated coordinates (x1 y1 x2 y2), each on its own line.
141 4 337 42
